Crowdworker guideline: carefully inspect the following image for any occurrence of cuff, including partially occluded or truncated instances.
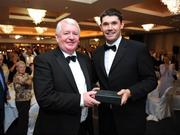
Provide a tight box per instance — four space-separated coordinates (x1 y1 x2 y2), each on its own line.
80 94 84 107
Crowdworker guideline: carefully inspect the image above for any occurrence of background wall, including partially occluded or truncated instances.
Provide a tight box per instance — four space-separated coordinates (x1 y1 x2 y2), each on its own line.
145 32 180 56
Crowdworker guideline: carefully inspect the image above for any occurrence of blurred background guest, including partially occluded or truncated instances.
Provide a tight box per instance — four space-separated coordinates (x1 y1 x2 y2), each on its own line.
0 53 10 135
158 55 177 97
7 52 20 83
0 54 9 83
13 61 33 135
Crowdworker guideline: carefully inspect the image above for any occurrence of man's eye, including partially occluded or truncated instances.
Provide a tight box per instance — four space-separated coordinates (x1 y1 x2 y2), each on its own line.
112 21 118 25
64 32 69 35
102 22 108 26
73 33 78 35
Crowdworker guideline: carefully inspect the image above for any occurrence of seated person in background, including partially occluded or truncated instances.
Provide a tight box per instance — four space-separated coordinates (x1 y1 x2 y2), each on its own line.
158 55 177 97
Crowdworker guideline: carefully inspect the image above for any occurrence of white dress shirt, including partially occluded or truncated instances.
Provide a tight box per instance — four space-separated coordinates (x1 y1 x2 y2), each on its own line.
62 51 88 122
104 36 122 75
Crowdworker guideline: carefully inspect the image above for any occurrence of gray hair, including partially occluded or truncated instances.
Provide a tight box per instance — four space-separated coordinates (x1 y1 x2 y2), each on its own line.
56 18 80 35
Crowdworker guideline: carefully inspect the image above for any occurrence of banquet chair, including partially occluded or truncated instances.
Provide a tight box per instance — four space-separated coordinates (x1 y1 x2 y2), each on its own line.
146 86 174 121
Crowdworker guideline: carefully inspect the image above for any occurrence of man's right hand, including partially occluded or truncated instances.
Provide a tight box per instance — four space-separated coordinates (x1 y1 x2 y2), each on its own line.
83 91 100 107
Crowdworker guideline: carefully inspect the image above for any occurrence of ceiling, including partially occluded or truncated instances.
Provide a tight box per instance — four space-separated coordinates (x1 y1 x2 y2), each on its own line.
0 0 180 42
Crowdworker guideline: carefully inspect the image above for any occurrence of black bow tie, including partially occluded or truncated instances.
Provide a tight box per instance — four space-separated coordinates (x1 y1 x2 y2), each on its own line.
104 45 116 52
66 56 76 63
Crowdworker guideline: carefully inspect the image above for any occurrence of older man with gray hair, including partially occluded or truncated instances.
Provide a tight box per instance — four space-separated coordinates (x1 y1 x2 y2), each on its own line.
33 18 100 135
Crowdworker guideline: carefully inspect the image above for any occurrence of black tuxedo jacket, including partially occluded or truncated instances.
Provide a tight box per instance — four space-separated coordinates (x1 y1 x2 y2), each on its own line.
92 38 157 134
33 48 93 135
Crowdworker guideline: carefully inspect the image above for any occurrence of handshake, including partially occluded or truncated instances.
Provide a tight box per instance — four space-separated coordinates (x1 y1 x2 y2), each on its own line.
83 87 122 107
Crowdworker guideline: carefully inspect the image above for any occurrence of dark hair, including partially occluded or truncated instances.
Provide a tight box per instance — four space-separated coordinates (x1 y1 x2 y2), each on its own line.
100 8 123 23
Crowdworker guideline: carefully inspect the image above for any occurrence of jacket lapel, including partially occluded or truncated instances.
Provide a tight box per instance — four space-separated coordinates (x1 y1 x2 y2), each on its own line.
99 46 108 78
54 48 79 93
77 53 91 91
109 38 128 74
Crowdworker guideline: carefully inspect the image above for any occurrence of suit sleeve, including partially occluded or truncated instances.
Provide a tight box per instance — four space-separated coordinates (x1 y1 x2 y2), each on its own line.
33 55 81 114
129 45 158 100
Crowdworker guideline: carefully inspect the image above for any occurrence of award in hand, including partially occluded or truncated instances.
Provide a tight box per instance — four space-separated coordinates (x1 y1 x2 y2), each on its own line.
95 90 121 104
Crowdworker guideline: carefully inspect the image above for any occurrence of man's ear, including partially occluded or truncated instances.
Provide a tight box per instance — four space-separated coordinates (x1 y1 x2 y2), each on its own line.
120 21 124 29
55 35 59 43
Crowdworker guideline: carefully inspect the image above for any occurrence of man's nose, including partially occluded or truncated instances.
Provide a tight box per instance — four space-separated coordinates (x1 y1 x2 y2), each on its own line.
68 33 75 39
107 24 113 29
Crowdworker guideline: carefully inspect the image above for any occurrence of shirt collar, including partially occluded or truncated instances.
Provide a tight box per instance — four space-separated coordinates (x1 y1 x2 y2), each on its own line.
106 36 122 51
61 50 77 58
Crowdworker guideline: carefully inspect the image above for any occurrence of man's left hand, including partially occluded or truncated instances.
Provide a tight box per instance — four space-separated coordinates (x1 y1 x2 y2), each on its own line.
117 89 131 105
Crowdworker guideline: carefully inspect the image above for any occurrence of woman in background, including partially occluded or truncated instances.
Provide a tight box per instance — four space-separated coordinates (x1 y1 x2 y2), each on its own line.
13 61 32 135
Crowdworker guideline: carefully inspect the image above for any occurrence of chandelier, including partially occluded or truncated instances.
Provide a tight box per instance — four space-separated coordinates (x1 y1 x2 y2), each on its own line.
0 24 14 33
94 16 101 25
27 8 47 25
69 0 98 4
161 0 180 14
35 27 47 34
141 24 154 31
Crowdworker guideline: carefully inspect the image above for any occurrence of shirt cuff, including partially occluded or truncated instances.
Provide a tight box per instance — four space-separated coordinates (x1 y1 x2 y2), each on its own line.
80 94 84 107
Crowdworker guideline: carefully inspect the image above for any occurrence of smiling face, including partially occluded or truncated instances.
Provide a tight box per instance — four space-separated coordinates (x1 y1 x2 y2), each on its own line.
16 61 26 75
100 15 124 44
55 19 80 55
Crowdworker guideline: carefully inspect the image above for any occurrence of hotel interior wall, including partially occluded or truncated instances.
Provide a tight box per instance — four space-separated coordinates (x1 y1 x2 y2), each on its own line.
0 32 180 57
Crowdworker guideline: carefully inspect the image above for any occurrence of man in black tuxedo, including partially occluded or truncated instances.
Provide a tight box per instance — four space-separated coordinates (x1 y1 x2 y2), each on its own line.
92 8 157 135
0 56 9 135
33 18 100 135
